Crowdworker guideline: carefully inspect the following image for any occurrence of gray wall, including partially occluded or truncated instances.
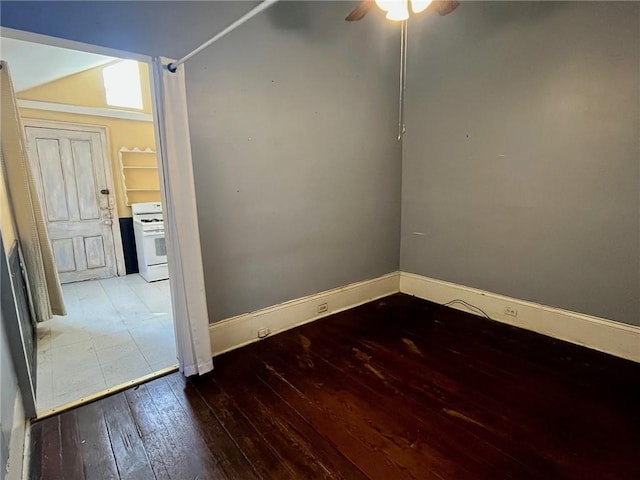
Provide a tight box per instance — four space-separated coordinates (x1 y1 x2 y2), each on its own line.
1 1 403 321
186 4 401 320
401 1 639 325
1 302 19 479
0 244 18 479
3 1 636 326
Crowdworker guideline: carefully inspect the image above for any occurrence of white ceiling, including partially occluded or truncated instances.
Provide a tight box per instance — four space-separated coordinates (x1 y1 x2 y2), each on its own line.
0 36 116 92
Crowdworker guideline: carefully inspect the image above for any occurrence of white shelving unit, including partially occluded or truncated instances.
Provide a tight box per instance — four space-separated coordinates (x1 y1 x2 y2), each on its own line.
118 147 160 206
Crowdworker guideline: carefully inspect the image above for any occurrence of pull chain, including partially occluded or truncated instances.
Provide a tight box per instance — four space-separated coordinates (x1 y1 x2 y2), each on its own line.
398 20 408 140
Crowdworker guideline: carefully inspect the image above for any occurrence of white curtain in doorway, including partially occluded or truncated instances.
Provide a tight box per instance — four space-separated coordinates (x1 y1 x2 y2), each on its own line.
153 57 213 376
0 61 66 321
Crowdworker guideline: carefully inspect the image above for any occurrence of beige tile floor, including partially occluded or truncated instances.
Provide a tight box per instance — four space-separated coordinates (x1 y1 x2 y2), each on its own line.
36 274 177 413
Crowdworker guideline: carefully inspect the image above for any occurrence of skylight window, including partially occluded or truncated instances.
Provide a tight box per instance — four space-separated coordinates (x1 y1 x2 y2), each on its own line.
102 60 143 109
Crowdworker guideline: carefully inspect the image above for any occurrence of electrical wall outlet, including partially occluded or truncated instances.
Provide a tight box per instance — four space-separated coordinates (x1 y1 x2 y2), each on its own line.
258 327 271 338
317 303 328 314
504 306 518 317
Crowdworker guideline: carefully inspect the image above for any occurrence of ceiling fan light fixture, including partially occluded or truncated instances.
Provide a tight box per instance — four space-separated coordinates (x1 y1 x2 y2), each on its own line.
410 0 433 14
345 0 460 23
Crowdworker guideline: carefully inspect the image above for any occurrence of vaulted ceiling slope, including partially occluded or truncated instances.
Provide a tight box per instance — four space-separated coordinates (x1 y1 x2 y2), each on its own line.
0 36 114 92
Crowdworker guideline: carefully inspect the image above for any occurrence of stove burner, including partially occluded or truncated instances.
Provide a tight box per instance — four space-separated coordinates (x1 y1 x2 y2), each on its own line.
140 218 163 223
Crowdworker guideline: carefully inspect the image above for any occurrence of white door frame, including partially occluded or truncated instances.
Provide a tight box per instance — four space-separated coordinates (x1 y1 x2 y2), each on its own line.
22 118 126 277
0 26 210 371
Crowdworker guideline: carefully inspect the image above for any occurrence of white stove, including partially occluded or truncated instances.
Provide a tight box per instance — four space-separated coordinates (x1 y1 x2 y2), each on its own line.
132 202 169 282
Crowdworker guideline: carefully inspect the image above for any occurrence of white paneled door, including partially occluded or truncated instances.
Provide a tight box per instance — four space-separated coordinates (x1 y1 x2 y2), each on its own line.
25 124 120 283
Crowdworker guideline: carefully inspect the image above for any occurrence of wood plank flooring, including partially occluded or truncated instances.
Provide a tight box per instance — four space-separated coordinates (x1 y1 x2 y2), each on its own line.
29 293 640 479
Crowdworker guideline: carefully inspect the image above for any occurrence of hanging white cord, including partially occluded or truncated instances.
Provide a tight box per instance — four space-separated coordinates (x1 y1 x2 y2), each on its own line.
167 0 281 72
398 20 408 140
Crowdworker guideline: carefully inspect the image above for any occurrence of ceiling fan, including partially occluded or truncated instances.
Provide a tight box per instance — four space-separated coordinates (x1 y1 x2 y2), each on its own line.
345 1 462 140
346 0 460 22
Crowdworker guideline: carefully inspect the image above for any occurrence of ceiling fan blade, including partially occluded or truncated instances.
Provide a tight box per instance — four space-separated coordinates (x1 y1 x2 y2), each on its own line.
345 1 374 22
434 0 461 16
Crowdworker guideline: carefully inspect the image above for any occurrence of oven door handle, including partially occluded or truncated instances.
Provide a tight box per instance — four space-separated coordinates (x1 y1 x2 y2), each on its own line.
142 231 165 237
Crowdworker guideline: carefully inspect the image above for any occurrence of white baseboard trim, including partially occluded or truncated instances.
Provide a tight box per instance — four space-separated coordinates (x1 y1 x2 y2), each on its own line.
6 391 26 480
209 272 401 356
400 272 640 362
208 270 639 363
19 420 30 480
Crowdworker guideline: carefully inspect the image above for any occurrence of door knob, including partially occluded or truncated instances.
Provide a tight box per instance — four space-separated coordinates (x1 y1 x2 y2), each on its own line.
100 188 110 195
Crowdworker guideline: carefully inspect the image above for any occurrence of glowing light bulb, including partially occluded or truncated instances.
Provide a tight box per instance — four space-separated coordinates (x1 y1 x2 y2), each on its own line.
375 0 395 12
385 0 410 21
410 0 432 14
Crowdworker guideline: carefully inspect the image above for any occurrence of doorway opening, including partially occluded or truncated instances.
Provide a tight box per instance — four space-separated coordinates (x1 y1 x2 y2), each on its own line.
1 35 178 414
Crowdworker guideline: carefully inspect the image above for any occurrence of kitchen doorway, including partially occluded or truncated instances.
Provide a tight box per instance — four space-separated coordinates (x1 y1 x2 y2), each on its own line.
1 35 178 414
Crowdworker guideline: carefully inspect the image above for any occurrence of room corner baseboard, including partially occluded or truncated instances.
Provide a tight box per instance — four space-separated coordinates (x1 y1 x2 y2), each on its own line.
208 270 638 362
399 272 640 363
209 272 401 356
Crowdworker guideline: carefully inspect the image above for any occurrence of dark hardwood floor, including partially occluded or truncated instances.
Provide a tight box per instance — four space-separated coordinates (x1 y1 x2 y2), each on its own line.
29 293 640 480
